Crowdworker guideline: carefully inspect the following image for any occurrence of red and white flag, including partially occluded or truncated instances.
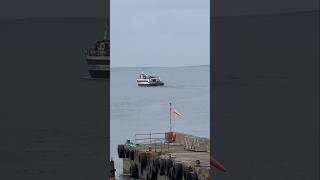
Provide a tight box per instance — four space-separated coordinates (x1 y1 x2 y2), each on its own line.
172 108 182 117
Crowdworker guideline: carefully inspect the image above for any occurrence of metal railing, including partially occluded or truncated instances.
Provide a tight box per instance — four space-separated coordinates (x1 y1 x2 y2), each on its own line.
134 132 170 152
84 49 110 56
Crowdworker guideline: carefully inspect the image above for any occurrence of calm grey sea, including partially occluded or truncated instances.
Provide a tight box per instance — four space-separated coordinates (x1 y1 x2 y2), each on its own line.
0 19 108 179
110 66 210 177
1 12 318 180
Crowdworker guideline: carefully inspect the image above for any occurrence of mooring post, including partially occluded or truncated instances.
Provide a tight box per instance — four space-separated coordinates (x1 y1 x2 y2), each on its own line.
110 158 116 178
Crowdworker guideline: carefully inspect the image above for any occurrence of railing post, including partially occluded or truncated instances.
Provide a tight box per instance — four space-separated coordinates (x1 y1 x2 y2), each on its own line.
149 132 151 145
135 134 137 144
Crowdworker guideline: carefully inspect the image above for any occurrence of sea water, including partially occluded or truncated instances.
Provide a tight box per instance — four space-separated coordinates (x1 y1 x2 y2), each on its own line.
110 65 210 177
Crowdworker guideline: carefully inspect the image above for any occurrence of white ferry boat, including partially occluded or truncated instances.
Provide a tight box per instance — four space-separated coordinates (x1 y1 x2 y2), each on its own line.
136 73 164 86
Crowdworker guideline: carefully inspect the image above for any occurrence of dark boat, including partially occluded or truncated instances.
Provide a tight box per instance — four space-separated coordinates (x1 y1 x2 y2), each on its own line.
84 30 110 79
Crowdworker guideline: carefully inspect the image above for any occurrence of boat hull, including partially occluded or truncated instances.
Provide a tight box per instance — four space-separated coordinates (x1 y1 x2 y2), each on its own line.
88 69 109 79
86 56 109 79
86 56 110 65
137 82 164 86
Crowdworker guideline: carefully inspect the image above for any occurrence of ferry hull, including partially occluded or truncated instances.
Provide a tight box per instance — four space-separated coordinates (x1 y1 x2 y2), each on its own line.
86 56 110 65
88 69 109 79
137 82 164 86
86 56 109 79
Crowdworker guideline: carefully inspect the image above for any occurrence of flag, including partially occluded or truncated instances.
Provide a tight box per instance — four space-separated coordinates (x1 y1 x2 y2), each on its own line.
172 108 182 117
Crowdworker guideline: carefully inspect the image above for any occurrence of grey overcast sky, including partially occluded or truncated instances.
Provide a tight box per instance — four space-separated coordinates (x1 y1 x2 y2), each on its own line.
0 0 107 18
0 0 317 18
213 0 318 17
111 0 210 67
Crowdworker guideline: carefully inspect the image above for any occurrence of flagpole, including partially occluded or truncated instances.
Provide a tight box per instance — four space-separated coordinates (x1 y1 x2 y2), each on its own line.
169 102 172 132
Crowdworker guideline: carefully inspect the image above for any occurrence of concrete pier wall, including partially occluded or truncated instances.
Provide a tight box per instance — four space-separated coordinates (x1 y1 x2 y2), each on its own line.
174 132 210 152
118 132 212 180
